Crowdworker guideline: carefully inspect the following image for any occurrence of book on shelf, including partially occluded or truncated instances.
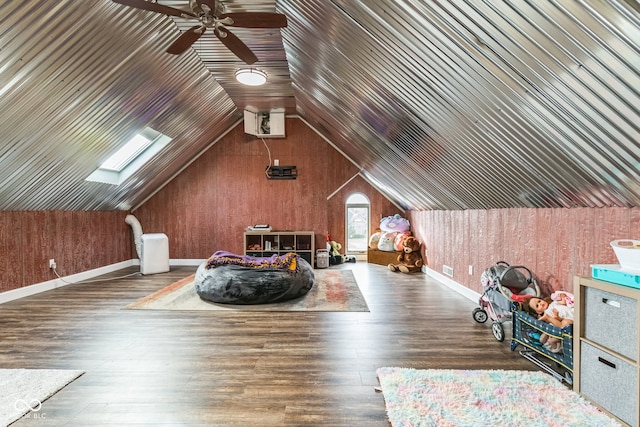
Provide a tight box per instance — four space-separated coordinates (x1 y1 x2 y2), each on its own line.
247 224 272 232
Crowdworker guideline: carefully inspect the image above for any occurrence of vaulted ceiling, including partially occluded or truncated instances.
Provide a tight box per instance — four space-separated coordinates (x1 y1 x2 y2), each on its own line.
0 0 638 211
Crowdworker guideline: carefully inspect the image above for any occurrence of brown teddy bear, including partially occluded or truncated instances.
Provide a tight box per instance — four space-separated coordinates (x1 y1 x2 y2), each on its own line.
388 236 423 273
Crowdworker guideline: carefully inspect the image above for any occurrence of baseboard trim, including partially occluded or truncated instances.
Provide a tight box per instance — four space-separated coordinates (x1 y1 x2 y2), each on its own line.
424 266 480 303
0 260 136 304
170 259 206 266
0 259 208 304
5 261 467 305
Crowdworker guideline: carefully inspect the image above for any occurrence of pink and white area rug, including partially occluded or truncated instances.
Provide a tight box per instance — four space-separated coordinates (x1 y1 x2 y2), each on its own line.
376 367 621 427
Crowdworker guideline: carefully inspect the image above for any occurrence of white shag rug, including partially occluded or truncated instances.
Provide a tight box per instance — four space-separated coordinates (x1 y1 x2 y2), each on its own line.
376 368 621 427
0 368 84 426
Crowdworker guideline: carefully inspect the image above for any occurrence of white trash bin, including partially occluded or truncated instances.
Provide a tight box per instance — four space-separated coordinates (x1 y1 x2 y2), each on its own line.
316 249 329 269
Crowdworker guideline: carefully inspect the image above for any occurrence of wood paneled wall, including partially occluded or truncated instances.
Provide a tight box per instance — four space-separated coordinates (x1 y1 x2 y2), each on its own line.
0 211 131 292
0 118 399 294
409 207 640 296
8 118 635 300
133 118 400 259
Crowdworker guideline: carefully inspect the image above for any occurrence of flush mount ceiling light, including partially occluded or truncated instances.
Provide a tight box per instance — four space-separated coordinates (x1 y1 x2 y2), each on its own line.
235 68 267 86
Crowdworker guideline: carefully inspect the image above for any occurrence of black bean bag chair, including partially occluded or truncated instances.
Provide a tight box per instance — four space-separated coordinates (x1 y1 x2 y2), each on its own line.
194 251 315 304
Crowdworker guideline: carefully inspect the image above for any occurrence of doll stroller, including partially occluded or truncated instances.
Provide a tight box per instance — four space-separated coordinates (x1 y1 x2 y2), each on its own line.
472 261 540 341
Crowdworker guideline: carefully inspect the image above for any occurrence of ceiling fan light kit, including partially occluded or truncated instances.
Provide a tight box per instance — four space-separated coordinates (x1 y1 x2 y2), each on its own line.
112 0 287 64
235 69 267 86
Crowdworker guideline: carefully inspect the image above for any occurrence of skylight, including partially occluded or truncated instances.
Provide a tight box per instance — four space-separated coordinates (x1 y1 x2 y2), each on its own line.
86 127 172 185
99 134 153 172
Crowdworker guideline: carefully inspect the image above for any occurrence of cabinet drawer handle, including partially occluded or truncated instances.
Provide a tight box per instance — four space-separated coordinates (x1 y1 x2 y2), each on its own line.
598 357 617 369
602 298 621 308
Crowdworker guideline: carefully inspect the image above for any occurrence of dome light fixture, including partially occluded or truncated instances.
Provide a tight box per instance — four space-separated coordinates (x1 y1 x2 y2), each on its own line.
235 68 267 86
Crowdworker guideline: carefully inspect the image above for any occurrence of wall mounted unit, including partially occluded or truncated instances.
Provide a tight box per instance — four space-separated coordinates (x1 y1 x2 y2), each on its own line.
266 165 297 179
244 110 285 138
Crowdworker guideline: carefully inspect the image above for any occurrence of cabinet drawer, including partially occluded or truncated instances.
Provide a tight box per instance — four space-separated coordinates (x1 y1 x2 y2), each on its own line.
584 287 638 360
580 342 638 426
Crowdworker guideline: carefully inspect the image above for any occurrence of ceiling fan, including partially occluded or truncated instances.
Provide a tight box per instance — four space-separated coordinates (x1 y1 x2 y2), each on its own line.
112 0 288 64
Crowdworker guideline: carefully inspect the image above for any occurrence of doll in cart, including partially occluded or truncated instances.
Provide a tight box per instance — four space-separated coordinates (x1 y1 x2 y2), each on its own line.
522 291 574 353
511 290 574 384
472 261 540 342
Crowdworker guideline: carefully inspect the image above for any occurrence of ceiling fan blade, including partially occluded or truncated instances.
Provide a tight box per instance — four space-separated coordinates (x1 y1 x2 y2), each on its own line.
215 27 258 64
219 12 288 28
112 0 196 18
166 26 206 55
197 0 219 12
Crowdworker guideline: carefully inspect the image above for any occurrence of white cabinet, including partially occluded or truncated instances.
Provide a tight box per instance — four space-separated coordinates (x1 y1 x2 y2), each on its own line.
574 276 639 426
140 233 170 275
244 231 315 267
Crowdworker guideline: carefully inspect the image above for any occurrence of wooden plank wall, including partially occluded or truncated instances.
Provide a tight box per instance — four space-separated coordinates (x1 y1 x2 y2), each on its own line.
0 211 131 292
409 207 640 295
0 118 400 294
5 117 637 299
133 118 401 259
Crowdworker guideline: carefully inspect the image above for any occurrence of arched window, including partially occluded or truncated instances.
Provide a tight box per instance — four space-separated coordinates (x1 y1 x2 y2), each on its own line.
345 193 370 258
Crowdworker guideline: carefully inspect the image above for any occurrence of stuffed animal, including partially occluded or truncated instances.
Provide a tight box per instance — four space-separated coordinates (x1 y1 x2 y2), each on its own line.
377 231 398 252
393 231 412 251
369 229 382 250
329 241 346 265
388 236 423 273
380 214 410 233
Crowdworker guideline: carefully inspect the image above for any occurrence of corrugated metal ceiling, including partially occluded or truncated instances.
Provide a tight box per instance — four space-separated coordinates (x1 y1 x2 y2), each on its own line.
284 0 640 209
0 0 638 211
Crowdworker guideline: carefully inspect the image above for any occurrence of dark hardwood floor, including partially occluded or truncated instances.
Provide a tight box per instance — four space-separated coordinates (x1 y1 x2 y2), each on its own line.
0 262 542 426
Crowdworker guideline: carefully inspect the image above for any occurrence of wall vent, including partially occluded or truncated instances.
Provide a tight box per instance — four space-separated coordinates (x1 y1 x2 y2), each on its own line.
443 265 454 277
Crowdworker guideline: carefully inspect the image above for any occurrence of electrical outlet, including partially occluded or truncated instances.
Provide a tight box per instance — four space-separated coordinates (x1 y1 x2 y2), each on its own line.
468 265 473 275
274 159 279 166
49 259 56 269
